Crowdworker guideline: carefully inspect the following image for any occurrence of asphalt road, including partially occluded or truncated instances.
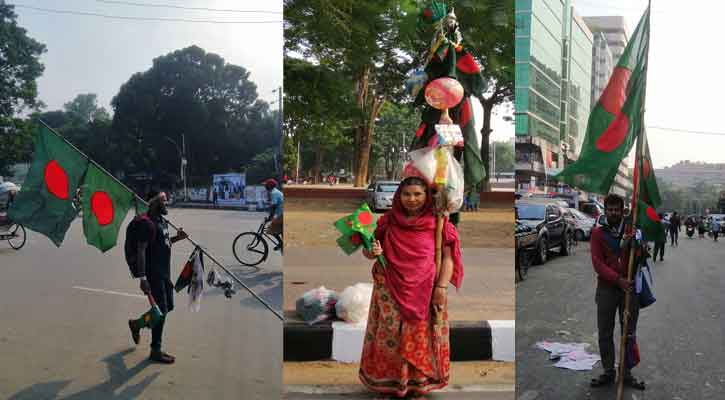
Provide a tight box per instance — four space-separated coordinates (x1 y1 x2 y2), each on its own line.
284 247 515 322
517 237 725 399
0 209 282 400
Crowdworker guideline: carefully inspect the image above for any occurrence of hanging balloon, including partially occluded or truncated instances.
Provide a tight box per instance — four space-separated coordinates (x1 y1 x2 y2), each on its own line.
405 68 428 98
424 77 464 110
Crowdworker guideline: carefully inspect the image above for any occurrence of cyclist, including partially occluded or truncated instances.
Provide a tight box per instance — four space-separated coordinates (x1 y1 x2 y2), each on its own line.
264 178 283 250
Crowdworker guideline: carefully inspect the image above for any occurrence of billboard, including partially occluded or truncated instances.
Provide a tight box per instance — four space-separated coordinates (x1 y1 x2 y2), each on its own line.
212 173 245 206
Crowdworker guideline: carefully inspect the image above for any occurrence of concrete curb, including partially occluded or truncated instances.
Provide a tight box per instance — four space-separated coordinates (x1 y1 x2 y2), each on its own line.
284 383 515 395
284 320 515 362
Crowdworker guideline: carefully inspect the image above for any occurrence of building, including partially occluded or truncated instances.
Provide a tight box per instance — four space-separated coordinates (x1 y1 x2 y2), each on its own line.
515 0 593 194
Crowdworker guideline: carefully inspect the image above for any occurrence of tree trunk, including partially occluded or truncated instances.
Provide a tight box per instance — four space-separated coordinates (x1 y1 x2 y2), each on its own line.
480 97 494 192
312 143 323 184
353 67 385 187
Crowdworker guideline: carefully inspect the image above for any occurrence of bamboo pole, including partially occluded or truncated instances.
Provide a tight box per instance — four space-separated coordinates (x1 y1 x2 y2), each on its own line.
38 120 284 321
616 4 650 397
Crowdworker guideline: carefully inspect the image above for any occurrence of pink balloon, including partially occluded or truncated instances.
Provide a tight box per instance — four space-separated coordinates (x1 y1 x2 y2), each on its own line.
424 77 464 110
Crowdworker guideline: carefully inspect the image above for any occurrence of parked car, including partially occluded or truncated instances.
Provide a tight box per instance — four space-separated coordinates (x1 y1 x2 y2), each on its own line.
515 199 573 265
580 201 604 219
366 180 399 212
568 208 595 241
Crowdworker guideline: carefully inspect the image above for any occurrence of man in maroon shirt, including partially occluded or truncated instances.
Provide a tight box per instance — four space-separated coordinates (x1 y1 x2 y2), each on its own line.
589 194 645 390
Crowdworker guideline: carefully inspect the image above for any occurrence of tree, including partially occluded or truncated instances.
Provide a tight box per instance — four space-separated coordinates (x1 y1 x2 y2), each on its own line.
283 57 356 182
111 46 277 184
63 93 110 124
285 0 416 186
456 1 514 190
493 140 514 173
0 2 46 175
371 102 417 180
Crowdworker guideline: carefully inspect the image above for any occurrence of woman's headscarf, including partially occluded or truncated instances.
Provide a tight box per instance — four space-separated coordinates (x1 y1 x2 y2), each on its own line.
374 177 464 321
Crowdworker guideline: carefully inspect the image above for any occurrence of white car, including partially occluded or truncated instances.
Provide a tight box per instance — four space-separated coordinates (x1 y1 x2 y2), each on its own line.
366 181 399 212
569 208 595 241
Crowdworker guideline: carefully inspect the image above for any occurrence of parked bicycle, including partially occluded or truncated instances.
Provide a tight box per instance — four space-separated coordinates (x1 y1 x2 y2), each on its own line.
232 219 282 266
0 222 26 250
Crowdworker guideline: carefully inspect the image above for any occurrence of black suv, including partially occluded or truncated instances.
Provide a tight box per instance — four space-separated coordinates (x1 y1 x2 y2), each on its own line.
515 200 573 265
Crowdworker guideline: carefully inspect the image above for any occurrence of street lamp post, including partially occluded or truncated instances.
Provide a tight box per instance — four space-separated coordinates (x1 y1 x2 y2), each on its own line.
165 134 188 201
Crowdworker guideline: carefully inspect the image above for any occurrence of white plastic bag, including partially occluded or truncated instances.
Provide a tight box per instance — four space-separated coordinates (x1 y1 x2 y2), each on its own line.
335 283 373 324
402 147 464 213
188 250 204 312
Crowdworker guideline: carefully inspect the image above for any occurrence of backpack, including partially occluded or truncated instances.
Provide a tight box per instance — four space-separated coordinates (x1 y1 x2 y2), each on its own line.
124 213 156 278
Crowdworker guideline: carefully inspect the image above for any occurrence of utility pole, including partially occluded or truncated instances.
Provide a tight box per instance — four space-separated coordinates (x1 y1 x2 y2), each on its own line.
274 86 283 178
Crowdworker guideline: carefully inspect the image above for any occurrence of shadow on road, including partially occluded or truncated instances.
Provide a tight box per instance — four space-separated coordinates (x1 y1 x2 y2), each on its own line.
9 348 159 400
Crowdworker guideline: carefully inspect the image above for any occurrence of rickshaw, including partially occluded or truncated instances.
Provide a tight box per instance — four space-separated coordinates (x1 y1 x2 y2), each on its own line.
0 182 26 250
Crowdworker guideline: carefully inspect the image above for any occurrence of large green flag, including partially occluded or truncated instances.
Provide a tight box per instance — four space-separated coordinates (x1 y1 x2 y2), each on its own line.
634 132 665 242
81 163 134 252
555 6 650 194
8 125 89 246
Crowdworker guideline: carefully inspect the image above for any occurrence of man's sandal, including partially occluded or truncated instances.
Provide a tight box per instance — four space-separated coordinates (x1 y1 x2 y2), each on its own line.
623 375 646 390
590 373 615 387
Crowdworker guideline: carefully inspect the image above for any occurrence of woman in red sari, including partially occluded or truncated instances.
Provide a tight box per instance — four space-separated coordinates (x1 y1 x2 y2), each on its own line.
359 176 464 397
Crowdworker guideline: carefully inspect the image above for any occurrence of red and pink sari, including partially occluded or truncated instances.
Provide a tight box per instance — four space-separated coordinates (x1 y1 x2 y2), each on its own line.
359 185 463 397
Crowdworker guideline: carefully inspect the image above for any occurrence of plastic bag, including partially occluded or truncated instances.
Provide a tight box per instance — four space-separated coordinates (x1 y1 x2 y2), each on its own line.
402 147 464 213
335 283 373 324
295 286 339 325
188 249 204 312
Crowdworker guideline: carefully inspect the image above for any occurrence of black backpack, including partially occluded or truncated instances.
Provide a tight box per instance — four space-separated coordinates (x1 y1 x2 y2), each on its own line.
124 214 156 278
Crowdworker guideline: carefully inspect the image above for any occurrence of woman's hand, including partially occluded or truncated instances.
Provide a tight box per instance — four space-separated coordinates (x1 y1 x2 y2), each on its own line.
371 240 383 257
432 286 447 314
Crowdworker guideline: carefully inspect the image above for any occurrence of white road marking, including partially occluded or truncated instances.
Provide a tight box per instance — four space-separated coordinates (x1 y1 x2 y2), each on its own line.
72 286 146 299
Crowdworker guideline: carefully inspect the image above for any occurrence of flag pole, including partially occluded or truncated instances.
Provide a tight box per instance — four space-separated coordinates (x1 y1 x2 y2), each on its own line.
616 2 650 398
37 120 284 321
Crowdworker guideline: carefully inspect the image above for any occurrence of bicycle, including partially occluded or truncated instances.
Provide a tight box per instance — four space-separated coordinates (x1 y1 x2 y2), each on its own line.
232 219 282 266
0 222 26 250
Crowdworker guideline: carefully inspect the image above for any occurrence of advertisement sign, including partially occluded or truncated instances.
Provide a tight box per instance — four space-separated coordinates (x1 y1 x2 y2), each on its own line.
212 173 246 206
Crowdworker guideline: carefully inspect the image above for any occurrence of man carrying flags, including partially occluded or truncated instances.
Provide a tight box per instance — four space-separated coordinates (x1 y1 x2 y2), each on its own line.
553 3 657 396
128 191 187 364
589 194 644 390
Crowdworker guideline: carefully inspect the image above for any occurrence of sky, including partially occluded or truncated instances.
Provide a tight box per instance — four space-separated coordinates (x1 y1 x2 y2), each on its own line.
10 0 283 113
574 0 725 169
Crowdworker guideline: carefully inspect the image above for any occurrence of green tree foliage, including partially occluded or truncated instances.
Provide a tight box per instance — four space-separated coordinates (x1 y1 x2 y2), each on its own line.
283 57 356 182
493 140 514 173
112 45 278 182
371 102 417 180
0 2 46 176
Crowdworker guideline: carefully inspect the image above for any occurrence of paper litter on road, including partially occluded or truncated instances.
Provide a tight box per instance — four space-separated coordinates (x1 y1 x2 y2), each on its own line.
535 341 601 371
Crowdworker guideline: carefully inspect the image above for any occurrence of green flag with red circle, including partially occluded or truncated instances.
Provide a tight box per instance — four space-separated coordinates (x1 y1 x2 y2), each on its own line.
81 163 134 252
8 125 89 246
334 203 386 267
633 132 664 242
555 6 650 194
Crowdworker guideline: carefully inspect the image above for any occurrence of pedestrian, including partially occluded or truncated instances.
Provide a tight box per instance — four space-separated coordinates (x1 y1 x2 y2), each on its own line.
669 211 680 246
127 191 188 363
712 218 721 242
652 213 666 262
359 176 464 397
698 216 706 238
264 178 284 250
589 193 645 390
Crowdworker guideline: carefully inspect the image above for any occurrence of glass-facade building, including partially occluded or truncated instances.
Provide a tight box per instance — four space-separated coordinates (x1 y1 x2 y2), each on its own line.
515 0 593 193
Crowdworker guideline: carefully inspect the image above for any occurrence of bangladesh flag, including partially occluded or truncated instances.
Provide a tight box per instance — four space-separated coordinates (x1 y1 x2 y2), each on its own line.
8 124 89 246
334 203 386 267
633 132 665 242
555 6 650 194
81 163 134 252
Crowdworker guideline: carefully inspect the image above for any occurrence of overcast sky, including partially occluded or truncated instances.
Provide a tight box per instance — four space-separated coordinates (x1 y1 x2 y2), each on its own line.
574 0 724 169
11 0 282 113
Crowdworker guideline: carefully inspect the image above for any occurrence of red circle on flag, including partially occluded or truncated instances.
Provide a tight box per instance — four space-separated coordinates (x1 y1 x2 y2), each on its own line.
91 191 114 226
600 67 631 115
456 53 480 74
646 206 660 223
44 160 69 200
595 113 629 153
358 211 373 225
